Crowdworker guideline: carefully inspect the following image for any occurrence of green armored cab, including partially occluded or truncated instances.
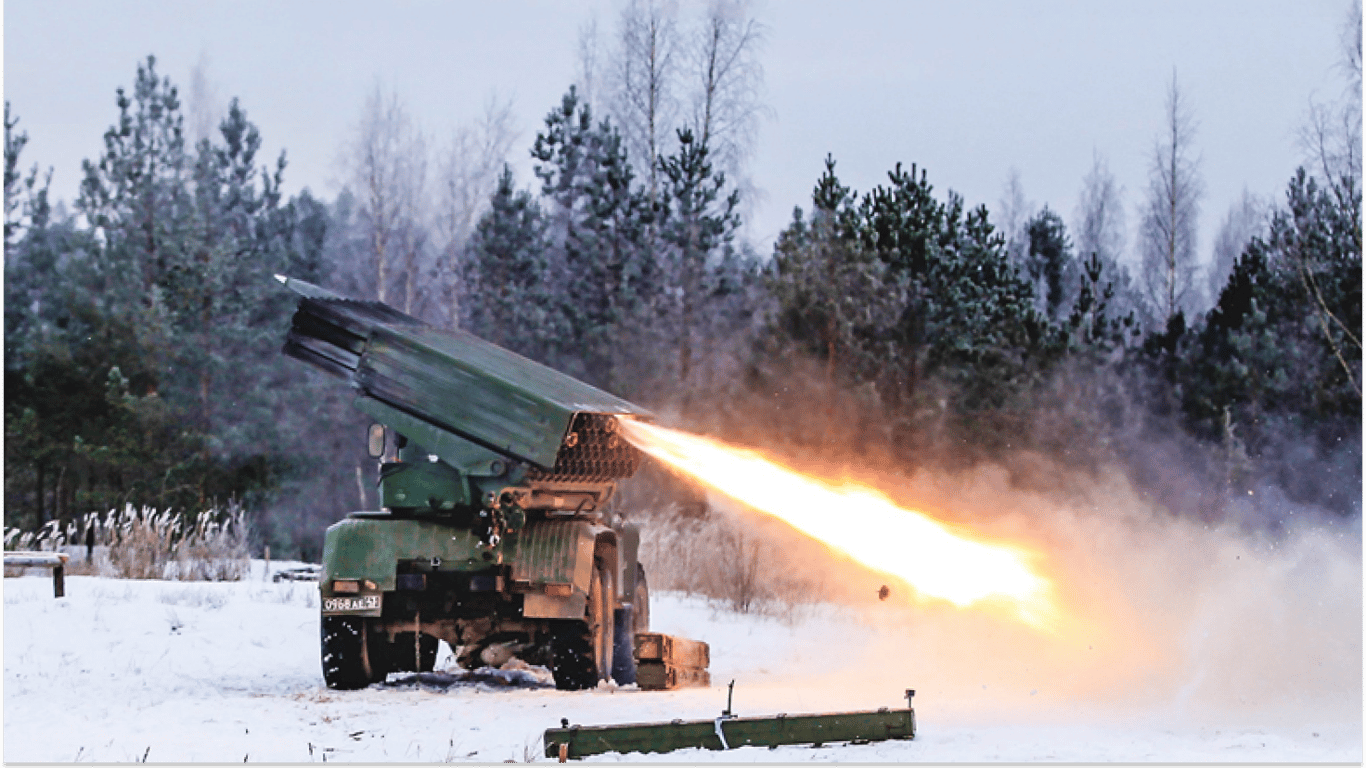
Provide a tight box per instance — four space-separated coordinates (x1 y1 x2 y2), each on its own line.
276 276 652 691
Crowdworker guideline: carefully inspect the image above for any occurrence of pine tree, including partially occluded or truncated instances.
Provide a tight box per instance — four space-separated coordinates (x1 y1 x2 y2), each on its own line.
462 165 550 358
531 86 654 391
1024 206 1076 321
656 127 739 386
767 158 1056 452
5 57 318 526
1164 167 1360 515
767 156 894 389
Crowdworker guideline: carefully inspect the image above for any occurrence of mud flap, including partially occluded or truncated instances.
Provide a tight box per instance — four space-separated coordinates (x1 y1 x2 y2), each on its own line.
610 607 636 685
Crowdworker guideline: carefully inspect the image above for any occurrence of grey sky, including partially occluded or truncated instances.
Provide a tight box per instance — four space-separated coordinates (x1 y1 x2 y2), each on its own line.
3 0 1352 281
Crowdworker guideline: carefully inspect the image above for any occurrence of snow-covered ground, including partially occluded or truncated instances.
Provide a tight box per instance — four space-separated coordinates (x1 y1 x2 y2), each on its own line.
3 554 1360 763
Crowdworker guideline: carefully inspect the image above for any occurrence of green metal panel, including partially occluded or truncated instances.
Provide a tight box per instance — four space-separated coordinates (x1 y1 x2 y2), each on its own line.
280 276 651 470
322 517 596 593
322 517 498 590
378 460 469 510
543 708 916 759
357 325 646 468
354 396 511 478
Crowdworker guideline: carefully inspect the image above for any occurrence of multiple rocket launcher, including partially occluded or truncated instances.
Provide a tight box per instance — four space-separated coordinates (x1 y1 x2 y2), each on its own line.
275 275 915 755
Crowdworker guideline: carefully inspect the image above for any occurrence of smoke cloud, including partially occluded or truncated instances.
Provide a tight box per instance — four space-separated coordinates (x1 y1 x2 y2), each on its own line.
701 458 1361 728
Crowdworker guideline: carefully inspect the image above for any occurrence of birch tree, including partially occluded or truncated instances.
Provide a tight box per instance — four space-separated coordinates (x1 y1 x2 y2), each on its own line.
685 0 767 198
575 14 603 113
1139 71 1204 325
998 167 1033 270
1072 151 1141 321
432 95 518 326
340 84 428 313
1072 151 1125 270
1289 2 1362 396
434 96 517 254
1300 0 1361 215
612 0 681 202
1206 189 1267 301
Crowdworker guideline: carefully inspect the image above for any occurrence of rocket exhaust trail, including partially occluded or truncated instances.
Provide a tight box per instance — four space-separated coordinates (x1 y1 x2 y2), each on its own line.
618 419 1057 629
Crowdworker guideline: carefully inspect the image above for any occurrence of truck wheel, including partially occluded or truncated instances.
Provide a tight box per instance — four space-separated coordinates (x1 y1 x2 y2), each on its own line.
592 559 615 681
610 564 650 685
321 615 387 690
389 632 438 673
550 559 615 690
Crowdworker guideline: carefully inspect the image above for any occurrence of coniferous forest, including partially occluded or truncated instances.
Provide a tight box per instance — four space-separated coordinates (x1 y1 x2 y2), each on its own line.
5 7 1360 559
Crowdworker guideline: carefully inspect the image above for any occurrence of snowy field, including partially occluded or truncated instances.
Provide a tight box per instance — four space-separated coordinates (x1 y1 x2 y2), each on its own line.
3 552 1360 763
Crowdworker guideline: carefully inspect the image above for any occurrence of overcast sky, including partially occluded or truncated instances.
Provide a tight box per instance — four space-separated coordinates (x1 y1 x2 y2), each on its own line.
3 0 1353 270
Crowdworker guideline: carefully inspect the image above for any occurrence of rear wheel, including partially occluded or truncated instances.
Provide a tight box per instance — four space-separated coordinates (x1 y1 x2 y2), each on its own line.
321 615 388 689
550 554 615 690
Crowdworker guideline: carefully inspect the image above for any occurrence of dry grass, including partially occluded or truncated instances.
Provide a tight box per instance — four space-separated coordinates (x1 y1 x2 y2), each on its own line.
4 504 251 581
635 503 823 621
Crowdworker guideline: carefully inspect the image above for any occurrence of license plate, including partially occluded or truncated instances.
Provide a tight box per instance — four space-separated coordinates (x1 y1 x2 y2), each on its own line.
323 594 380 613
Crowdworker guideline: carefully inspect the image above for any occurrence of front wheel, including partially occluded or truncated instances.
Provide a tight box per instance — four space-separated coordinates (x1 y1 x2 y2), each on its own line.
321 615 388 689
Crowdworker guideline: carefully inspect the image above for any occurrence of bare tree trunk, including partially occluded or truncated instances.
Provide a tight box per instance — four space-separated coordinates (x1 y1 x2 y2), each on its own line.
575 14 604 112
35 460 45 527
1288 2 1363 396
54 465 66 524
435 96 517 326
367 142 392 303
348 85 428 307
614 0 680 202
1073 151 1125 266
679 223 697 385
998 167 1033 269
687 0 766 186
1166 110 1178 320
1140 70 1203 324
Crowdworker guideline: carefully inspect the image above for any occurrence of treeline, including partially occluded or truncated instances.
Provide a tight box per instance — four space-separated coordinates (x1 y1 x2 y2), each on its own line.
4 60 348 556
5 38 1360 557
752 157 1360 521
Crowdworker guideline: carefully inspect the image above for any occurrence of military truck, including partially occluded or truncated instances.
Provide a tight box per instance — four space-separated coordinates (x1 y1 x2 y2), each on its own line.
276 276 652 691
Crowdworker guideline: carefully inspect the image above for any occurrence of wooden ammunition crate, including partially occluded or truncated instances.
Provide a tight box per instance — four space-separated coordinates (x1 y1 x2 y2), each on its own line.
634 632 710 690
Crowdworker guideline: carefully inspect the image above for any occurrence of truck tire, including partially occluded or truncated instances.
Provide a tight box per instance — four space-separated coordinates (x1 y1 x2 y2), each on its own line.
610 564 650 685
321 615 387 690
389 632 438 673
550 557 615 690
592 559 615 681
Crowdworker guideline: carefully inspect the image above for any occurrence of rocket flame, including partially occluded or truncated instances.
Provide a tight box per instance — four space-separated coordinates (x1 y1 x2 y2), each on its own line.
619 419 1057 630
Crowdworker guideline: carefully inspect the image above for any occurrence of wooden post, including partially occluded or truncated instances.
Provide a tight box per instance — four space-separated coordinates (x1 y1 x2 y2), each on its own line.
4 552 70 598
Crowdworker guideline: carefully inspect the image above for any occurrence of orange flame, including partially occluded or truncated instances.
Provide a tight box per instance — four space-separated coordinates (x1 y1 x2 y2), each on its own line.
619 419 1058 630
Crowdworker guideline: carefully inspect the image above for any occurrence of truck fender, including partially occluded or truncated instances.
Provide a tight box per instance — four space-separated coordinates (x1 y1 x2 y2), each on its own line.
517 521 617 620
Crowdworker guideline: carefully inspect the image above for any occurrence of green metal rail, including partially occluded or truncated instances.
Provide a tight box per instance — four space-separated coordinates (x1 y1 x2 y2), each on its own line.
544 690 916 760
